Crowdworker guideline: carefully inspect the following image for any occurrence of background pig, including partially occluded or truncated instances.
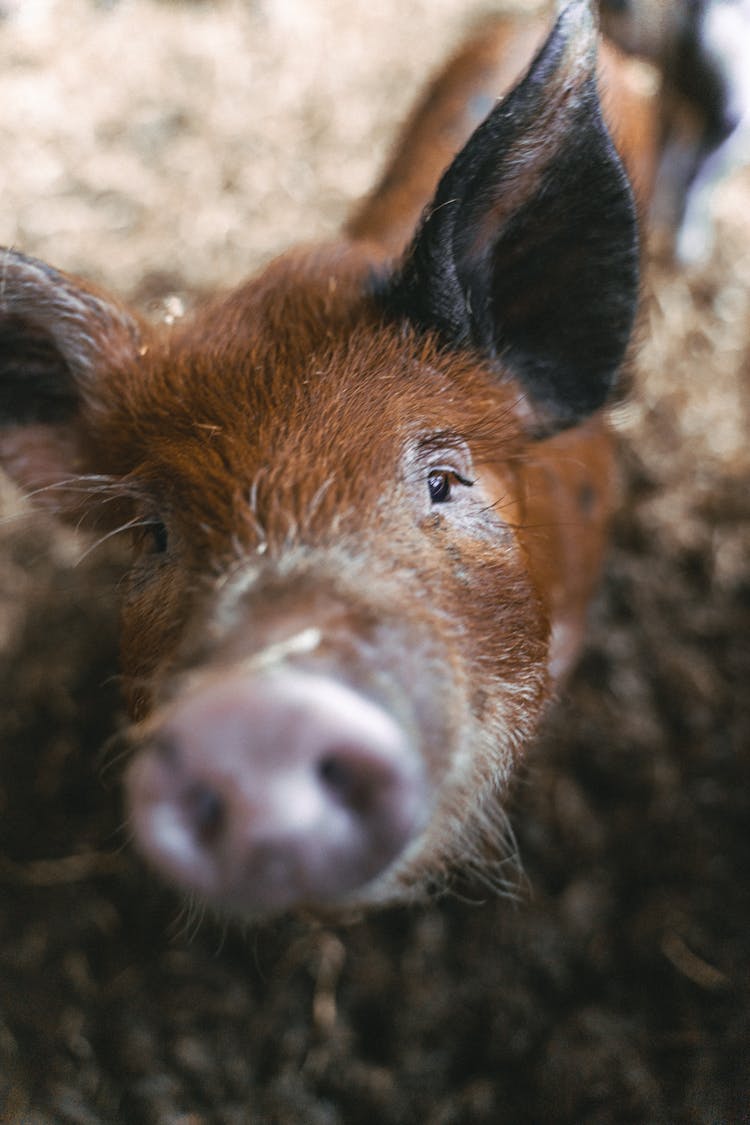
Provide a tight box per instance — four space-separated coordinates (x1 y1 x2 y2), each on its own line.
599 0 750 261
0 1 638 917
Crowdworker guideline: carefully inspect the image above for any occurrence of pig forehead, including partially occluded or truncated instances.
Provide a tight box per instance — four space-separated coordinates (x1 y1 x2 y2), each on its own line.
125 241 522 452
133 318 519 473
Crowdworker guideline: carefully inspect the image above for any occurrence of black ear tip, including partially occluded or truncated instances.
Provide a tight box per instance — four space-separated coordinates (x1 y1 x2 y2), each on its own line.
546 0 599 70
556 0 597 30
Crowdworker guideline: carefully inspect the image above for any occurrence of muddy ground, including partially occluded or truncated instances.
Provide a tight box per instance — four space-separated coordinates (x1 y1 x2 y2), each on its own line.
1 1 749 1122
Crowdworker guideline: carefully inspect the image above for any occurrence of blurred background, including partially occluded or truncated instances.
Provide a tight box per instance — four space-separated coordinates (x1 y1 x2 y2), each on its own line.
0 0 549 295
1 1 749 1122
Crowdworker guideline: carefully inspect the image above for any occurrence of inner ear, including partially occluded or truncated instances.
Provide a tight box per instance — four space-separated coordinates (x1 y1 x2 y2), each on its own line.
0 249 145 512
381 0 639 434
0 315 80 424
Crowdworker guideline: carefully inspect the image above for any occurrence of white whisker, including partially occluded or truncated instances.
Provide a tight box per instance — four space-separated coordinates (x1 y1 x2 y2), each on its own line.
74 515 157 565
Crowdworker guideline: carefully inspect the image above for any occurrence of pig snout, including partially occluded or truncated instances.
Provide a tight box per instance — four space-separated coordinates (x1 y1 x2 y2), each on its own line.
125 670 428 915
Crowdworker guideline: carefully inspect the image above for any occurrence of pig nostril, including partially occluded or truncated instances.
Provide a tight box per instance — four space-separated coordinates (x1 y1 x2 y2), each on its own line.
318 754 352 795
317 751 380 814
184 783 225 845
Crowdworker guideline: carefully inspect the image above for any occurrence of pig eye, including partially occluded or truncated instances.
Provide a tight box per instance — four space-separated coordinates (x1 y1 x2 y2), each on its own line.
147 520 169 554
428 468 473 504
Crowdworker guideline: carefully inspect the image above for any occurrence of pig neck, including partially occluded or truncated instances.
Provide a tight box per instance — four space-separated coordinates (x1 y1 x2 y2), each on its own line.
512 417 618 685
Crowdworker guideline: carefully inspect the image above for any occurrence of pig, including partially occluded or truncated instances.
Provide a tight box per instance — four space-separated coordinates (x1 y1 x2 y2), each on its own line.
0 0 640 918
599 0 750 262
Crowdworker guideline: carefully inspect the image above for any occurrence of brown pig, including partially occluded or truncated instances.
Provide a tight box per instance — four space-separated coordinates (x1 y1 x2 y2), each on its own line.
0 1 641 918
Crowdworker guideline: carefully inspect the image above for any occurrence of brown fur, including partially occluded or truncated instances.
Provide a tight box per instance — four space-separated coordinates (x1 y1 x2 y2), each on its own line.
0 3 654 909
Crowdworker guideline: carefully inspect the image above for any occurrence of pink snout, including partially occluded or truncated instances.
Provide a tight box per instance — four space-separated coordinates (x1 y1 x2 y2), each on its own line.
125 670 428 915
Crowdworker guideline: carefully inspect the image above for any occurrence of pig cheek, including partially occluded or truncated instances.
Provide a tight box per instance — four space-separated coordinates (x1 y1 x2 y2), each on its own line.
427 519 548 686
368 565 548 902
443 540 550 775
119 569 195 720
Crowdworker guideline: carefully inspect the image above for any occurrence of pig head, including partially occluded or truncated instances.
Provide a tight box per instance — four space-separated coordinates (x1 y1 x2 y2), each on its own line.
0 1 638 917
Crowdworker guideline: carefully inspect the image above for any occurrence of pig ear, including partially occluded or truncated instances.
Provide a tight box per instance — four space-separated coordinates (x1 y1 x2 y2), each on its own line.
0 249 142 503
383 0 639 432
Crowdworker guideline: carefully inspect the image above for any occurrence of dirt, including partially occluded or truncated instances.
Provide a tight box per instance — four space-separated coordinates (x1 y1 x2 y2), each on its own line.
1 1 749 1122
